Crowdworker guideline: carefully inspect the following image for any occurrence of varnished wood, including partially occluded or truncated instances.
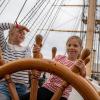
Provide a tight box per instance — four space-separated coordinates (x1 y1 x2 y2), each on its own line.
30 34 43 100
5 74 19 100
0 58 99 100
0 48 19 100
52 47 57 59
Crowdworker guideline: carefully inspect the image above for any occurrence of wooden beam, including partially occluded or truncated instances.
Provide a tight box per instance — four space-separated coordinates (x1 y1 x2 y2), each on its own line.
38 29 99 33
82 19 100 25
53 5 100 7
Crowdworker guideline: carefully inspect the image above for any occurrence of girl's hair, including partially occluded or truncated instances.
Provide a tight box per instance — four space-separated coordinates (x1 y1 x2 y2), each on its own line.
66 35 82 47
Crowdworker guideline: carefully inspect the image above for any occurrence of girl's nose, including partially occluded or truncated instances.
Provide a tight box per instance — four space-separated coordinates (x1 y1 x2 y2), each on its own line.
69 45 74 49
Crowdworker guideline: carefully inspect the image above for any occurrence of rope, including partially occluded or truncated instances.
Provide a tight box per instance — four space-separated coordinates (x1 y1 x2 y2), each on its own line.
0 0 10 16
19 0 44 25
14 0 28 23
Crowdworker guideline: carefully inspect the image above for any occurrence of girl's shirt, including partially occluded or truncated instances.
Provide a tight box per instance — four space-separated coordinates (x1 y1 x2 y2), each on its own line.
42 55 75 99
0 23 31 87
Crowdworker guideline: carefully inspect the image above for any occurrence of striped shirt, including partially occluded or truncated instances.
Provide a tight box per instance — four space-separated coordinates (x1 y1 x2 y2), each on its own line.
42 55 75 99
0 23 31 87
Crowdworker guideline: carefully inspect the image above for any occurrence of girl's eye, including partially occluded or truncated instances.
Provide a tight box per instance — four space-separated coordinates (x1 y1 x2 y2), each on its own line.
73 44 78 47
68 44 79 48
68 44 71 47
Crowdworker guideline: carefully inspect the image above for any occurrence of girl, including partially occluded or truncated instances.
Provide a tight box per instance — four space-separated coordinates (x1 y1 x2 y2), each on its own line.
21 35 86 100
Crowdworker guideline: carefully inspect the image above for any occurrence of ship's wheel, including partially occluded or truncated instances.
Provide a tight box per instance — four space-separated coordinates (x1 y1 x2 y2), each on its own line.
0 58 99 100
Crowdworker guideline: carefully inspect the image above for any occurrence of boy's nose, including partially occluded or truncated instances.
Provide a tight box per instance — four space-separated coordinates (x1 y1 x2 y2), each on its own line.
20 32 25 36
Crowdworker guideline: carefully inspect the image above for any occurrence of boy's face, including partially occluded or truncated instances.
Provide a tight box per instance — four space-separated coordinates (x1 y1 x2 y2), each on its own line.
10 28 26 45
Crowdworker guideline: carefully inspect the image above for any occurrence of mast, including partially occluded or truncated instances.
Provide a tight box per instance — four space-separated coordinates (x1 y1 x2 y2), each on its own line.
85 0 96 77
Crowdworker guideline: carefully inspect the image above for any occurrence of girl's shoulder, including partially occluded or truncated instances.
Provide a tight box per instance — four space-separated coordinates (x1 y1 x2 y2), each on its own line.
55 55 66 61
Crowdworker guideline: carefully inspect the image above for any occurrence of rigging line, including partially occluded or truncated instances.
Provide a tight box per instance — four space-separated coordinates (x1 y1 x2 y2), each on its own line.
19 0 41 24
27 0 49 28
96 1 100 73
93 29 97 50
80 0 86 40
29 0 50 29
71 10 82 36
32 0 60 43
94 32 98 71
24 0 46 26
38 0 60 34
43 0 65 46
19 0 44 25
93 32 97 73
0 0 10 16
92 32 96 73
27 0 60 46
3 0 11 41
23 0 45 26
97 32 100 73
5 0 27 41
53 16 81 29
33 2 62 45
94 2 100 71
25 0 50 42
14 0 28 23
58 0 82 18
72 3 84 33
30 0 79 30
0 0 5 7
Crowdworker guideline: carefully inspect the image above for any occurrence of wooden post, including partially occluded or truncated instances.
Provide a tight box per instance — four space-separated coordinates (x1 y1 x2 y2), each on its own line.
85 0 96 77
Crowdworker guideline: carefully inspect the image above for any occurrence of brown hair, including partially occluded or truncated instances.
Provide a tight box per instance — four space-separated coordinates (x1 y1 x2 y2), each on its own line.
66 35 82 47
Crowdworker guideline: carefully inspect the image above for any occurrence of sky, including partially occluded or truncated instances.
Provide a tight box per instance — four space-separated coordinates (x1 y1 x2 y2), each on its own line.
0 0 99 60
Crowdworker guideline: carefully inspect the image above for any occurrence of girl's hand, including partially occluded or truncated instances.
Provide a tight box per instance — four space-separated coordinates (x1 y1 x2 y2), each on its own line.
75 59 86 77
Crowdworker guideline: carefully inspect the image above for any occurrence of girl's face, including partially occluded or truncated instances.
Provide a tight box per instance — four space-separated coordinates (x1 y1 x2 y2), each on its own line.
10 29 26 45
66 38 82 61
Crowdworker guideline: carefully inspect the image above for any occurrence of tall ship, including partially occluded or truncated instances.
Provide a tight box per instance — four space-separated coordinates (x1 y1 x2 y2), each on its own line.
0 0 100 100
